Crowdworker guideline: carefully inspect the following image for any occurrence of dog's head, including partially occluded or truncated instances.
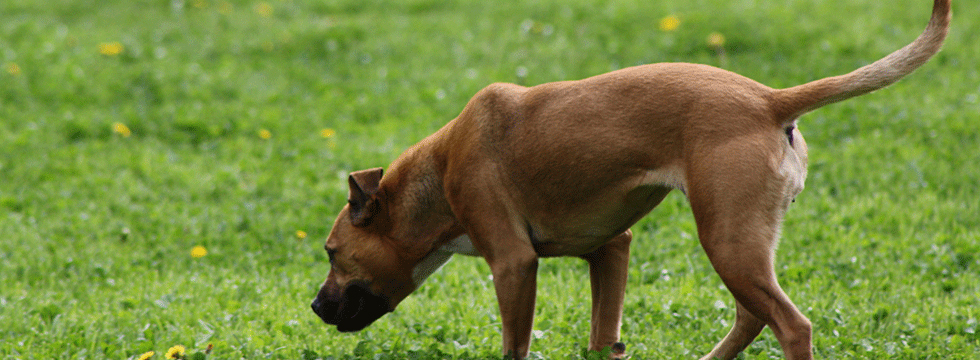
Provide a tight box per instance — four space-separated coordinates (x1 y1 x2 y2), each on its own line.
310 167 418 332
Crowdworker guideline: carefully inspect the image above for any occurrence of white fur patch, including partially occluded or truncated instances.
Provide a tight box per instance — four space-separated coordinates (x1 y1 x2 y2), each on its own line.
411 235 480 287
438 234 480 256
639 164 687 192
780 141 807 199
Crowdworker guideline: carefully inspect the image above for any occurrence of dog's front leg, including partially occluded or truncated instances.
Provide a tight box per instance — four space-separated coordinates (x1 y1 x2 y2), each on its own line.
446 163 543 358
580 230 632 358
487 248 539 359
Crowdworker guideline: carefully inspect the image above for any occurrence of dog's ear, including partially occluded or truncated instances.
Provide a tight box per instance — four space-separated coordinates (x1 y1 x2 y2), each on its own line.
347 167 384 227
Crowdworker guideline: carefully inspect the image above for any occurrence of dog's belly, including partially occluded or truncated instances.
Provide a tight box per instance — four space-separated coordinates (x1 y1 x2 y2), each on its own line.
522 168 680 257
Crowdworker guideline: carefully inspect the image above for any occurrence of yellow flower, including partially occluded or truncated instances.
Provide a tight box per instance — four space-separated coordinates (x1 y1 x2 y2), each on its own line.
138 351 155 360
99 42 124 56
113 122 132 137
165 345 185 359
255 2 273 17
258 129 272 139
5 62 21 76
707 32 726 47
295 230 307 239
320 128 336 138
658 15 680 32
190 246 208 258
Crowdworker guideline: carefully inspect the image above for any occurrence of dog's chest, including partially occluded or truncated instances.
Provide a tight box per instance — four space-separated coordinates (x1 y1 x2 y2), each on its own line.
438 234 480 256
410 235 479 288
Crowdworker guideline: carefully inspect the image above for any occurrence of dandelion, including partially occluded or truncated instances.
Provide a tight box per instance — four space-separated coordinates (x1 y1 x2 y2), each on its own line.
254 2 273 17
113 122 132 137
165 345 186 359
137 351 155 360
5 62 21 76
258 129 272 139
190 245 208 258
320 128 336 138
99 42 124 56
658 15 680 32
707 32 726 47
707 31 729 67
295 230 307 240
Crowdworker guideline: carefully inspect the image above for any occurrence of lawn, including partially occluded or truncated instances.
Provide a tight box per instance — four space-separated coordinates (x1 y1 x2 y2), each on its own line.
1 0 978 359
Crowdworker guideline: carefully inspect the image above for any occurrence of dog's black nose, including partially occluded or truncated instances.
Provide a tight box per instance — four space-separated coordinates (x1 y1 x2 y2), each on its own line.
311 297 340 325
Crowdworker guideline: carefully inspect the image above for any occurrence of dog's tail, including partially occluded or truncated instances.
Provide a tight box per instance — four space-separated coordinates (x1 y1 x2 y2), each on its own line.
771 0 951 121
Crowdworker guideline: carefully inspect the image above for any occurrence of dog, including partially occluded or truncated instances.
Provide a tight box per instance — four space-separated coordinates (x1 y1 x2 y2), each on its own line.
311 1 950 359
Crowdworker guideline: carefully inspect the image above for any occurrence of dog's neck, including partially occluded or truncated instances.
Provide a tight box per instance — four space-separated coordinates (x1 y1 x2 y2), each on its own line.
378 135 465 262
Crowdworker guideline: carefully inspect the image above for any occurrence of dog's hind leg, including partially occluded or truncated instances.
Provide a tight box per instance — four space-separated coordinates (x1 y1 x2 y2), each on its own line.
686 134 813 360
580 230 632 357
697 243 812 360
700 300 766 360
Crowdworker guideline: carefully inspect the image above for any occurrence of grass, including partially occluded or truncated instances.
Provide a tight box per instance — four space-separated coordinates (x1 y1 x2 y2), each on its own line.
1 0 978 358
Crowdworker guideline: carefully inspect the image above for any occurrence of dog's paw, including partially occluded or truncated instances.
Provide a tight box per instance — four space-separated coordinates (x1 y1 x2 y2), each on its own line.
609 342 629 360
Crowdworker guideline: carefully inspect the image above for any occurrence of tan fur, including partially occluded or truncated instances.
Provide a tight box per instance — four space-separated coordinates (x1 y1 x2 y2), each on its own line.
312 1 950 359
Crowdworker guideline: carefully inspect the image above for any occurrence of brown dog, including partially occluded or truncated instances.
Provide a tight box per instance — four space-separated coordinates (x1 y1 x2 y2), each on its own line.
312 1 951 359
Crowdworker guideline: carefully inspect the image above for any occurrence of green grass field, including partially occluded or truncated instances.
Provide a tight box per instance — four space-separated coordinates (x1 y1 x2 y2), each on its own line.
2 0 978 358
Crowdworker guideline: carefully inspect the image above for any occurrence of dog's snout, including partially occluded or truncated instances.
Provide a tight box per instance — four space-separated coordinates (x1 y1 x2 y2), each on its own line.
311 281 392 332
311 280 344 324
311 296 340 324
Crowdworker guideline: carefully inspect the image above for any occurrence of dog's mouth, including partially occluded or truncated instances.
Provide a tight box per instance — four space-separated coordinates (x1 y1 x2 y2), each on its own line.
311 281 392 332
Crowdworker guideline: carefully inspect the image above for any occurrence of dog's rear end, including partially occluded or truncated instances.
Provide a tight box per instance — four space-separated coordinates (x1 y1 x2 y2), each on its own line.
695 1 950 359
